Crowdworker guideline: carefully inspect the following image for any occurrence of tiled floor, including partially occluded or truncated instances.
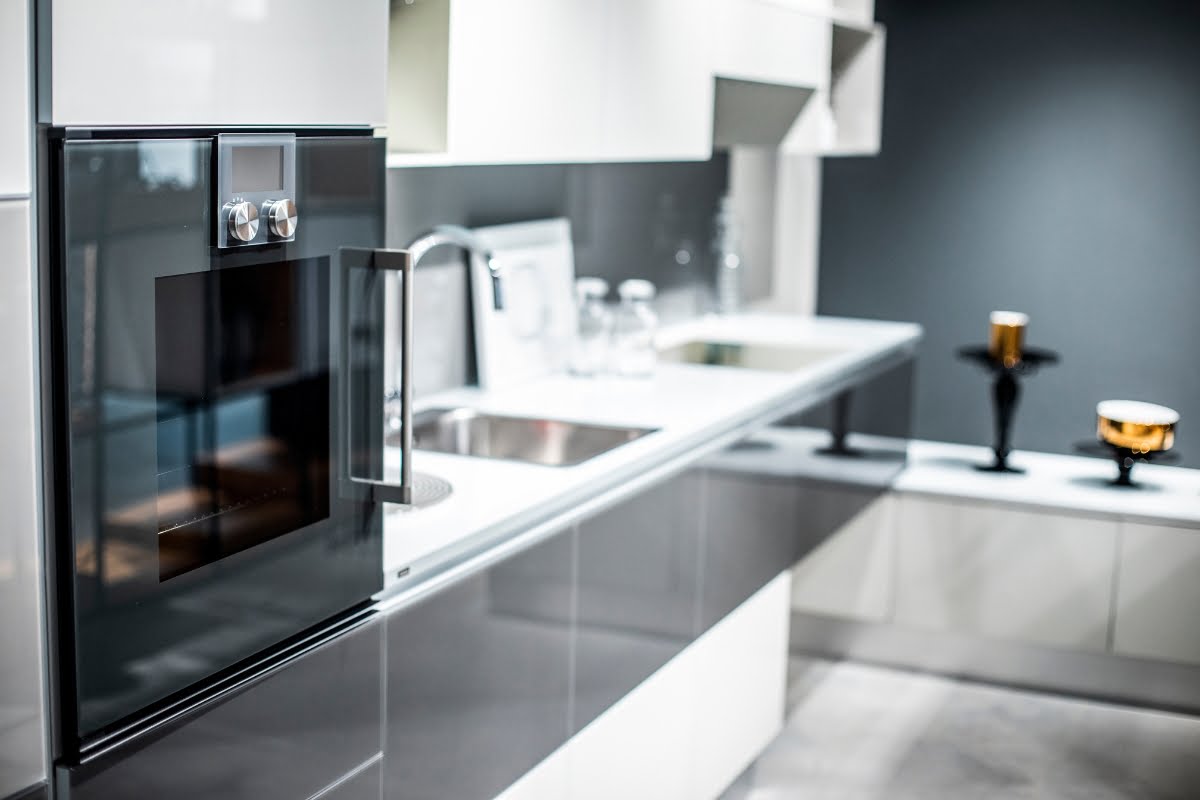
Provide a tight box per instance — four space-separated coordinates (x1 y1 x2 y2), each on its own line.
722 658 1200 800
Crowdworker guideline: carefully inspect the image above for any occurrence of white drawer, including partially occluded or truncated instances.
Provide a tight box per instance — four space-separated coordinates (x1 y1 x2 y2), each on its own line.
714 0 831 89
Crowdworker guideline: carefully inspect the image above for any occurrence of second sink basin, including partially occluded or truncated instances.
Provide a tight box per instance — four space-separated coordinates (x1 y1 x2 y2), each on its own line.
406 408 656 467
658 340 846 371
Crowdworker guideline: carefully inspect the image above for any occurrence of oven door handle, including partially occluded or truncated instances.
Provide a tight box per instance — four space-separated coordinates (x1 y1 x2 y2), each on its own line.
340 247 413 505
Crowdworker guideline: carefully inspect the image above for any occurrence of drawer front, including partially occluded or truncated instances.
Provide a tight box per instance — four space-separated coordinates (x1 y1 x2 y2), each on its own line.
714 0 831 88
574 472 703 730
63 617 383 800
385 531 573 800
701 471 802 630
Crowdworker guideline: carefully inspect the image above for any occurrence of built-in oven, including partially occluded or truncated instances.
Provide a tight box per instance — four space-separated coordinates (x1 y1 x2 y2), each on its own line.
42 129 413 760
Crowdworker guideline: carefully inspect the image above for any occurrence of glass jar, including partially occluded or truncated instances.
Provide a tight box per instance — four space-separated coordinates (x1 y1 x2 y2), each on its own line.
570 277 612 377
612 279 658 378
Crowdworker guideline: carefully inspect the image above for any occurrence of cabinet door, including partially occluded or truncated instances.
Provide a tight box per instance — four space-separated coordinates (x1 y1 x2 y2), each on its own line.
0 200 43 799
384 531 573 800
0 0 30 196
701 470 802 630
63 617 384 800
713 0 831 89
1114 521 1200 665
601 0 714 160
688 572 790 799
573 472 703 730
893 497 1116 650
791 492 895 622
443 0 607 161
49 0 388 126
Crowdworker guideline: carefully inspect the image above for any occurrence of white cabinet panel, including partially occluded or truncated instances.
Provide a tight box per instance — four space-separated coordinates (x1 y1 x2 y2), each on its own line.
713 0 831 89
566 645 695 800
0 200 45 796
894 497 1116 651
443 0 607 162
689 572 790 799
50 0 388 127
0 0 30 195
792 494 894 622
493 746 569 800
600 0 714 161
1114 522 1200 665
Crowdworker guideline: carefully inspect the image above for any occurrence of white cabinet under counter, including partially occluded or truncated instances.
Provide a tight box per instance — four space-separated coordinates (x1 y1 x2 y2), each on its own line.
0 0 31 196
1114 521 1200 666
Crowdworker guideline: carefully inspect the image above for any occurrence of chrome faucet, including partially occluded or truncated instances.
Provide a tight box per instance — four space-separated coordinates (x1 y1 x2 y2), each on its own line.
403 224 505 310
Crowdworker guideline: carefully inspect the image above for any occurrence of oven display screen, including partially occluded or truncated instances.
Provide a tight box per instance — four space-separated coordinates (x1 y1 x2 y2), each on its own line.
231 145 284 193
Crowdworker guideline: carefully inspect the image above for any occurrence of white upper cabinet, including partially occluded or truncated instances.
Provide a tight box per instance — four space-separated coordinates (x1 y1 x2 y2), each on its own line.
713 0 831 89
600 0 715 161
0 0 31 195
388 0 714 164
47 0 389 127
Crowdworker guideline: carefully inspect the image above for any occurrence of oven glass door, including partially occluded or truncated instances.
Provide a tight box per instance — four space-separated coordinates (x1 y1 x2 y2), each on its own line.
57 136 388 742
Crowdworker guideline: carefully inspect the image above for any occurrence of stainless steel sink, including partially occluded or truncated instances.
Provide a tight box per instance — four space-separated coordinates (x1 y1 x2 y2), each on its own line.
658 340 846 371
402 408 656 467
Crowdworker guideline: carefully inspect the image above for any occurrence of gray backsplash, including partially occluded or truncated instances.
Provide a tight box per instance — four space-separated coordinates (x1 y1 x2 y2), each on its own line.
819 0 1200 468
388 157 730 396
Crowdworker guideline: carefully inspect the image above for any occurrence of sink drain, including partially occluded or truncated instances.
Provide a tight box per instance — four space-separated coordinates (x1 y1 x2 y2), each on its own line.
391 472 453 511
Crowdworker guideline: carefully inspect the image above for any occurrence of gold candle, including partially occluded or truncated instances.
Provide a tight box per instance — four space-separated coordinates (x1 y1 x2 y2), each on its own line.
1097 400 1179 454
988 311 1029 368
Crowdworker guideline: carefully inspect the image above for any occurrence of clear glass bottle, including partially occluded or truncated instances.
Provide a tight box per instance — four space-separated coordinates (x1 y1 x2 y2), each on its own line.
612 279 658 378
712 194 742 315
570 277 612 377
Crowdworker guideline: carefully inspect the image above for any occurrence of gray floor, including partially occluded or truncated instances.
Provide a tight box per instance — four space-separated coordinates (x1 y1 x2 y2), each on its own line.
721 658 1200 800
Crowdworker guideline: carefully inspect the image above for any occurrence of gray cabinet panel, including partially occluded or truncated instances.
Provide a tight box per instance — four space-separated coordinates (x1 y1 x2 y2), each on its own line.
384 532 573 800
62 617 383 800
317 760 382 800
701 472 801 629
573 472 703 730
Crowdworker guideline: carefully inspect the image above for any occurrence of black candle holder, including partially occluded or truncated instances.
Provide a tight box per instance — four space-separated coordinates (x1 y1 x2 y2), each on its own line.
1074 441 1179 488
957 345 1059 473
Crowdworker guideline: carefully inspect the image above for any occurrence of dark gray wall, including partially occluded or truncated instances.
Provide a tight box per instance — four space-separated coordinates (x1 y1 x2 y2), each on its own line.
818 0 1200 466
387 158 728 394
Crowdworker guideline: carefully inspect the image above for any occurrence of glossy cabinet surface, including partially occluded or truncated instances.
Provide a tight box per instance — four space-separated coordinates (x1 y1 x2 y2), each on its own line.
384 532 573 800
701 471 802 630
1114 521 1200 665
316 760 383 800
48 0 388 127
63 617 383 800
573 472 703 729
893 497 1116 650
0 200 44 799
0 0 30 196
791 491 895 622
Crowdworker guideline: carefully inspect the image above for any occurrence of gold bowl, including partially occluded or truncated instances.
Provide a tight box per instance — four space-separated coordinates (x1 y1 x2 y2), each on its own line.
988 311 1028 368
1096 400 1179 453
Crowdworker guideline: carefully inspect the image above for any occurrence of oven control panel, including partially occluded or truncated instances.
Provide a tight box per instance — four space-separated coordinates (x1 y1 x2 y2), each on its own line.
215 133 297 249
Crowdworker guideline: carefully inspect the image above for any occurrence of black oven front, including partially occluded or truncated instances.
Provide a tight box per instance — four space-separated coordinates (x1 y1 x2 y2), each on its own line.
45 130 407 755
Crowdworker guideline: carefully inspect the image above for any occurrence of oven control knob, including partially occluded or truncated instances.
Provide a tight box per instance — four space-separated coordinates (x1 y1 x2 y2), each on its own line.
225 200 259 242
264 198 298 239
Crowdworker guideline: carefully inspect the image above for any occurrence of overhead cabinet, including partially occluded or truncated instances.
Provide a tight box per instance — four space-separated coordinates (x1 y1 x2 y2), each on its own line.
387 0 714 164
0 0 30 195
387 0 881 163
45 0 388 127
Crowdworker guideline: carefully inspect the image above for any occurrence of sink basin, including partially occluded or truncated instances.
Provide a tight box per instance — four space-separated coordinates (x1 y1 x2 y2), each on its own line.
658 340 845 371
402 408 656 467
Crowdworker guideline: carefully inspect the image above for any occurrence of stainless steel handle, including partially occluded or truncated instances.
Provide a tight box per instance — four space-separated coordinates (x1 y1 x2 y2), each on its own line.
341 247 413 505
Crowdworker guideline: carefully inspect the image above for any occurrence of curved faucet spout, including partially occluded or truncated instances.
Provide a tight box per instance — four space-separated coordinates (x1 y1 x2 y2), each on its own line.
403 224 505 310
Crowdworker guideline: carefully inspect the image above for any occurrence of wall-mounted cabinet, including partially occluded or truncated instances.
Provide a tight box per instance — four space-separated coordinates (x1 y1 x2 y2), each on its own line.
387 0 882 165
782 20 886 155
0 0 30 196
45 0 388 127
387 0 714 165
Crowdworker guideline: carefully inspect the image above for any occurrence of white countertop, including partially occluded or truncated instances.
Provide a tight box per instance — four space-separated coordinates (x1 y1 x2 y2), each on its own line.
378 313 922 601
898 440 1200 527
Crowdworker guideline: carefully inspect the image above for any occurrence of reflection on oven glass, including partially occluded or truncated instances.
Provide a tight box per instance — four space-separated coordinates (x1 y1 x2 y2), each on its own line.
129 258 334 581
